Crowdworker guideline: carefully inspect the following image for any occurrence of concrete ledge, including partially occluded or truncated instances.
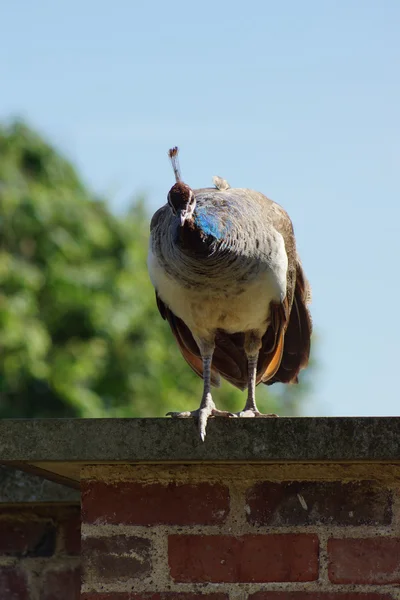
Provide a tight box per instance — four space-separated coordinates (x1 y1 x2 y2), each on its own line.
0 417 399 462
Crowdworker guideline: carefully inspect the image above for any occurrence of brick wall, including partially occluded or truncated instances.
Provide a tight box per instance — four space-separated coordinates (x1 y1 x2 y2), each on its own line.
80 464 400 600
0 505 80 600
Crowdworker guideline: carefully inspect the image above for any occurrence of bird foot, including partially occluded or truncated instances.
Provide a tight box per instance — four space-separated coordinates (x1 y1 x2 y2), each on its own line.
231 409 279 418
166 408 232 419
167 396 232 441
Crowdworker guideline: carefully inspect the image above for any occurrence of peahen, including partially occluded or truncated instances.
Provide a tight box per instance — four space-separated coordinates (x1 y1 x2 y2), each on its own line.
148 148 312 440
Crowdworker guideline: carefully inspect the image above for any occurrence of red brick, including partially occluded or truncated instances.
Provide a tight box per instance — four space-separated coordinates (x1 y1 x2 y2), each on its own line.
82 481 229 525
41 566 81 600
60 511 81 555
328 537 400 583
250 593 394 600
169 534 319 583
0 567 29 600
83 535 151 583
0 519 56 556
246 481 392 526
81 594 229 599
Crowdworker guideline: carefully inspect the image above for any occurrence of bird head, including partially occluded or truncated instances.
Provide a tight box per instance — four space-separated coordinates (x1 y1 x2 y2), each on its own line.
167 182 196 226
167 147 196 226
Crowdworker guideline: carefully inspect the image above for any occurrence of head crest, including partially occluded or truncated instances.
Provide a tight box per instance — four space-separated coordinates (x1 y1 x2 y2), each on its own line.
168 146 181 183
167 147 195 225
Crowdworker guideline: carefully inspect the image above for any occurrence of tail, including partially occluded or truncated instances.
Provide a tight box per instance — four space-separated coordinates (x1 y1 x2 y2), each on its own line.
265 260 312 385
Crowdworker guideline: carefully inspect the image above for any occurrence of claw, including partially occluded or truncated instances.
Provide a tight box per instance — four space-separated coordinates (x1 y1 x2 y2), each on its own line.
167 401 234 441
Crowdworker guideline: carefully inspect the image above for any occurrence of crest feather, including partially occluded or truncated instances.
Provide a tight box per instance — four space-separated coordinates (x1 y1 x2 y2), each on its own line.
212 175 230 191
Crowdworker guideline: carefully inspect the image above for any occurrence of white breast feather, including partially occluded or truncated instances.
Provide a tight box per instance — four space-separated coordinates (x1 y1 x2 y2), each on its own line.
148 231 288 338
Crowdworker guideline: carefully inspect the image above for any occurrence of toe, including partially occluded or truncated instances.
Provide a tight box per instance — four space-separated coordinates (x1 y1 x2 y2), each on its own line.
258 413 279 418
234 410 279 418
211 409 234 417
237 409 257 418
166 411 195 418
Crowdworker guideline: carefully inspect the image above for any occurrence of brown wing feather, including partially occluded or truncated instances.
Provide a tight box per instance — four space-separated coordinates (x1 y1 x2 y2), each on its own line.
265 261 312 385
212 331 248 390
256 300 288 384
261 328 285 382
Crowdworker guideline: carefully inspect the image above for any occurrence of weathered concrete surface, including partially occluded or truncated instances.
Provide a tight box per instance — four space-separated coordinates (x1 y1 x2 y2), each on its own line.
0 417 399 462
0 465 80 503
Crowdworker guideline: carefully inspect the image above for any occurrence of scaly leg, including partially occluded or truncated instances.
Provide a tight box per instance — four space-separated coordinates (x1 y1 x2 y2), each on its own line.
167 337 231 440
235 331 278 418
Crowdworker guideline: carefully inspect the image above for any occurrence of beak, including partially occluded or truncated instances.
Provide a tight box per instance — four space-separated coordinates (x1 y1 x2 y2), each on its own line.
179 208 188 226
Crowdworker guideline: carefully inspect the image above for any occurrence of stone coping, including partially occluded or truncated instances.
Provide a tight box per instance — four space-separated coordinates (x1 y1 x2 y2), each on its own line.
0 417 399 463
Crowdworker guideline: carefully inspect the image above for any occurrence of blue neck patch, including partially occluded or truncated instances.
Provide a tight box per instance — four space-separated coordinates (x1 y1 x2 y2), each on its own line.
194 208 227 241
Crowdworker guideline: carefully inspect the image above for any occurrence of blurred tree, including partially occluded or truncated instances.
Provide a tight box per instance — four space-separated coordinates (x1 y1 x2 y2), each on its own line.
0 121 311 418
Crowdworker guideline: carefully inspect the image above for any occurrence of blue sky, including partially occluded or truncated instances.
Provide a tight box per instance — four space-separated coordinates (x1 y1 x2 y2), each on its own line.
1 1 399 416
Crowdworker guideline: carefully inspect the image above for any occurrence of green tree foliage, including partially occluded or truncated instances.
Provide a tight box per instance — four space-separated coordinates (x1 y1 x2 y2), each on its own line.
0 121 309 418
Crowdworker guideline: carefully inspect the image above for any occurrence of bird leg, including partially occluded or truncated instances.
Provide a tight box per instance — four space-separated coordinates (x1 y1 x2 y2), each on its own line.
235 331 278 418
197 353 232 440
167 337 231 441
241 353 259 414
